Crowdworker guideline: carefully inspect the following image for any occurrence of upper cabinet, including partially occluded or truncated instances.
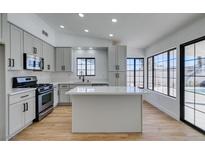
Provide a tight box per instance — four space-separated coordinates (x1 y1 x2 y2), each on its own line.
0 14 2 42
108 46 127 72
55 47 73 72
23 32 43 57
43 42 55 72
8 24 23 71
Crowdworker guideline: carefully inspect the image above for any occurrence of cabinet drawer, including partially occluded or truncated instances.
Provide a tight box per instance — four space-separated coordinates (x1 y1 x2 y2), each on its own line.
59 84 69 89
9 91 35 105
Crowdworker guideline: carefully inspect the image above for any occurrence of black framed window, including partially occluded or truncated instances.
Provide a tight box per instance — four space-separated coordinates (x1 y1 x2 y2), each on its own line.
147 57 153 90
180 37 205 133
127 58 144 88
147 48 177 97
77 58 95 76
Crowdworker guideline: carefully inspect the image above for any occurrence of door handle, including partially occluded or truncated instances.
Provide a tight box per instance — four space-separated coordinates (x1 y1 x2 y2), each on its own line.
20 95 29 98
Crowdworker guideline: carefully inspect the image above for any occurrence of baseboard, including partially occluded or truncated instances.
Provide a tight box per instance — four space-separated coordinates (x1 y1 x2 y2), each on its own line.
144 100 179 121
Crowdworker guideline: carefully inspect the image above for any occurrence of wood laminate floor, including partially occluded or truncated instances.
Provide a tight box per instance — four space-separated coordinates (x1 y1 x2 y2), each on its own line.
12 101 205 141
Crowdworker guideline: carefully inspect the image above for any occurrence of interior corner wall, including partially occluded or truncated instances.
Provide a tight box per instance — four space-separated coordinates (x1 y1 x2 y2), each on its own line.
144 16 205 120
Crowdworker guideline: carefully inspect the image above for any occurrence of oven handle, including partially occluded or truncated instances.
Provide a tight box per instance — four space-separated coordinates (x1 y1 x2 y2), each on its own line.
38 89 53 95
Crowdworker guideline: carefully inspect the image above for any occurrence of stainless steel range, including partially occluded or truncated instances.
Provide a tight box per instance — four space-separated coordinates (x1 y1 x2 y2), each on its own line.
12 76 54 121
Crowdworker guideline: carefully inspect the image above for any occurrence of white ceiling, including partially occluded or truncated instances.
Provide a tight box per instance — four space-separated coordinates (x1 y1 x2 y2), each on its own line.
37 13 204 49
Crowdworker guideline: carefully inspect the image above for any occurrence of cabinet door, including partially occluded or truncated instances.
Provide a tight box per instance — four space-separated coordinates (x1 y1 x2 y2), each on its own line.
9 102 24 136
0 14 2 42
56 48 64 71
33 37 43 57
49 45 55 71
43 42 49 71
117 46 127 71
53 87 59 107
59 88 70 104
64 48 72 72
10 24 23 70
108 72 117 86
117 72 126 86
24 98 35 125
108 46 117 71
23 32 33 55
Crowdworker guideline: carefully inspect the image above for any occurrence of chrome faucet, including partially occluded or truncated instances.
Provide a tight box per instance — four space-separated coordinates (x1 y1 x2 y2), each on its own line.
79 71 85 82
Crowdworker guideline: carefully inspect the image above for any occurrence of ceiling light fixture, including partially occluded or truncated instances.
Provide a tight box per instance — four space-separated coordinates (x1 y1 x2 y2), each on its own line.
84 29 89 32
60 25 64 29
78 47 81 50
89 47 93 50
109 34 114 37
112 18 117 23
79 13 84 18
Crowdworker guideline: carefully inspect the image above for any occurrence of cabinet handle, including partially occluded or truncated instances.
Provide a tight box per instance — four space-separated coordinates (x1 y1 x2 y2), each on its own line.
115 73 119 78
115 65 120 70
12 59 15 67
47 65 50 70
8 58 11 67
20 95 29 98
23 103 26 112
26 103 28 111
33 47 37 54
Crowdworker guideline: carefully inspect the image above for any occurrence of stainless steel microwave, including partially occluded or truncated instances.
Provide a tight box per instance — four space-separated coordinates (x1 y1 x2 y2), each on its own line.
23 53 44 71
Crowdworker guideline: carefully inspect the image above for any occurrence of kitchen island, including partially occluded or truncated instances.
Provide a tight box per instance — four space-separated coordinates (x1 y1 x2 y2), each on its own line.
66 86 145 133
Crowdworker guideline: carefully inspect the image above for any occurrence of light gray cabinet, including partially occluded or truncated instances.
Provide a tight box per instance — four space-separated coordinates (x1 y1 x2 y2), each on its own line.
59 84 71 105
108 72 126 86
0 14 2 42
53 85 59 107
8 24 23 70
9 90 35 138
108 46 127 71
108 46 127 86
55 47 72 72
43 42 55 72
23 32 43 57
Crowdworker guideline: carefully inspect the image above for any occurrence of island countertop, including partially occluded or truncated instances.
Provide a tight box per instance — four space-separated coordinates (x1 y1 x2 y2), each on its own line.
66 86 146 96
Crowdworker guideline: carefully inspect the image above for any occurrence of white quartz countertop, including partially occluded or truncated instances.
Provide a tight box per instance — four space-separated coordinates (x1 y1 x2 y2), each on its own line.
50 81 109 85
66 86 146 95
9 88 36 96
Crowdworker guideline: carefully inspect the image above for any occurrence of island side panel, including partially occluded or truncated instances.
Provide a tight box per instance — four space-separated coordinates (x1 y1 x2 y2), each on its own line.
71 95 142 133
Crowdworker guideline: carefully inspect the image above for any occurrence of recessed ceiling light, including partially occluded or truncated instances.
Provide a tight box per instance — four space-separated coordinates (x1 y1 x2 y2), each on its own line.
89 47 93 50
78 47 81 50
60 25 64 29
109 34 114 37
112 18 117 23
78 13 84 18
84 29 89 32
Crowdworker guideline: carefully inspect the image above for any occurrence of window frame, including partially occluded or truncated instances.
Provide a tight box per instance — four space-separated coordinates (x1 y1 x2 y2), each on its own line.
127 58 144 88
76 57 96 76
147 48 177 98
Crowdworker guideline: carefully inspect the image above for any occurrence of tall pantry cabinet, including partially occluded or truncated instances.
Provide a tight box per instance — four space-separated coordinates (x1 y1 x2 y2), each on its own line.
108 46 127 86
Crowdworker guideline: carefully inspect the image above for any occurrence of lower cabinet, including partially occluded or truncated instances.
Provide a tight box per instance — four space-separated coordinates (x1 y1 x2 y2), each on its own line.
59 84 71 105
9 91 35 138
108 71 126 86
53 85 59 107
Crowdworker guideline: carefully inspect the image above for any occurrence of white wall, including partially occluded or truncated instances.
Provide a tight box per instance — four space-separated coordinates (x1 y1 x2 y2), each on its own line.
55 32 112 47
127 47 145 58
7 13 56 46
51 48 108 82
144 16 205 120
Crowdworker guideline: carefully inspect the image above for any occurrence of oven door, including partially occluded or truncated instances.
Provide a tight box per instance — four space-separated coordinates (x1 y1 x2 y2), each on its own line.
38 90 53 113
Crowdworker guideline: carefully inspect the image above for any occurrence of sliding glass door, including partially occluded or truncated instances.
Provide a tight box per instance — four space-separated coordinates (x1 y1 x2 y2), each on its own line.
181 38 205 133
127 58 144 88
